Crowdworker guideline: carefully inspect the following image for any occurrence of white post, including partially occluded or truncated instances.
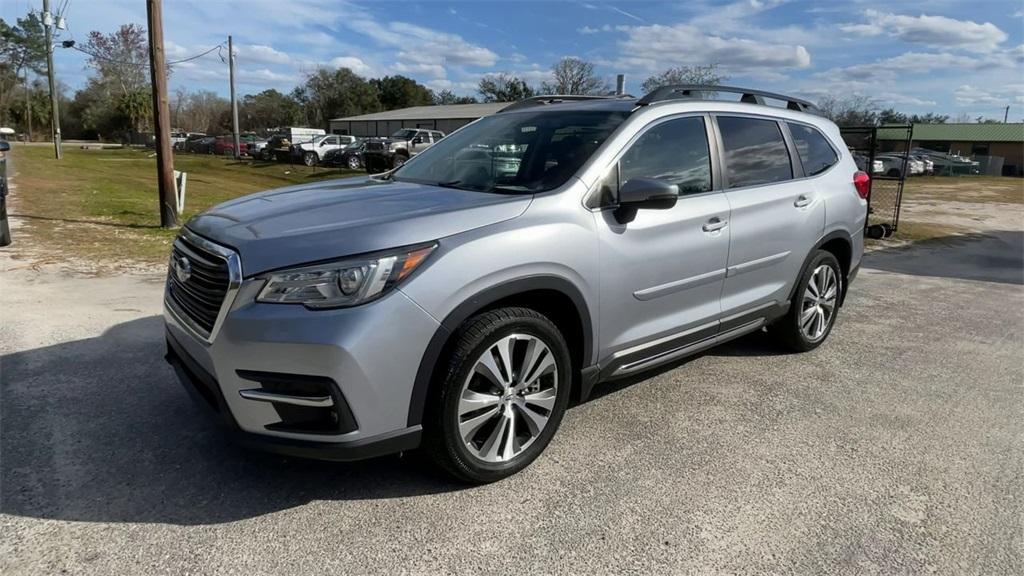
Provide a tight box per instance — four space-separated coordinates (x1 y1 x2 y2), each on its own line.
174 170 187 214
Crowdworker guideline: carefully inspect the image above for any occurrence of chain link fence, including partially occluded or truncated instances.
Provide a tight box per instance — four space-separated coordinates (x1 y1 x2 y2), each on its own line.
840 125 913 237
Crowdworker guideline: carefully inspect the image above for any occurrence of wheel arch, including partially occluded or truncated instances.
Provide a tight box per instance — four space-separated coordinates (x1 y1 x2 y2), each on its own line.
406 276 594 427
790 229 853 306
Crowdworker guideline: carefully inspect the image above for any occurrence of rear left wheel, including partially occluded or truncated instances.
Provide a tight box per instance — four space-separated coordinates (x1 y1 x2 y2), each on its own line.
775 250 842 352
347 155 361 170
425 307 571 483
303 151 318 167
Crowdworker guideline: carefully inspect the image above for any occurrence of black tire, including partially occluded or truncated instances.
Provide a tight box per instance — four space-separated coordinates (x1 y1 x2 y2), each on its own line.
424 307 572 483
886 168 901 177
347 155 361 170
303 151 318 167
774 250 842 352
392 153 408 169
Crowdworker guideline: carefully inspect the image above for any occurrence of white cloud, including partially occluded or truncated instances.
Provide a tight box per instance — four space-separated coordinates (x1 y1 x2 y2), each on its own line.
954 84 1024 106
327 56 373 76
841 10 1007 53
237 68 297 86
609 23 811 74
578 24 612 34
813 50 1021 88
236 44 292 66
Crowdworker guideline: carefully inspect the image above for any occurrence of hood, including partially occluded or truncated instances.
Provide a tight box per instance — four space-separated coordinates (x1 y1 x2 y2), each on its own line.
186 176 531 275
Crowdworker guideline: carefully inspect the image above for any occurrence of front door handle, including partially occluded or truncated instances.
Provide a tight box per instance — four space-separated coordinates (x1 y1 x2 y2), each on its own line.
794 195 812 208
702 217 728 232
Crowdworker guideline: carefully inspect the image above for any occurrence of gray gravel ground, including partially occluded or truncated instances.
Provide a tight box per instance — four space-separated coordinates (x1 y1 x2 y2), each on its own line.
2 231 1022 575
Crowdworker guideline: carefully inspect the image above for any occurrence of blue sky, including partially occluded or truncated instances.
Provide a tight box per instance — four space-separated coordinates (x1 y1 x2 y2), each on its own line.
4 0 1023 119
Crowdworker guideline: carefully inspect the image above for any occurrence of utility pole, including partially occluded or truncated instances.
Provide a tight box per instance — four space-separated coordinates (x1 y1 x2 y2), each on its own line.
42 0 61 159
1004 106 1010 123
24 68 31 143
146 0 178 228
228 35 240 160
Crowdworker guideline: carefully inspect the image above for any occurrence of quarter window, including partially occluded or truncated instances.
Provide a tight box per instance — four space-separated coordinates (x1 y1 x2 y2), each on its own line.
788 123 837 176
717 116 792 188
618 116 712 196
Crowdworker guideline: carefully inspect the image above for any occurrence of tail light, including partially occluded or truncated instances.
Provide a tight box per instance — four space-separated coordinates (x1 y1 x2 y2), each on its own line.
853 171 870 199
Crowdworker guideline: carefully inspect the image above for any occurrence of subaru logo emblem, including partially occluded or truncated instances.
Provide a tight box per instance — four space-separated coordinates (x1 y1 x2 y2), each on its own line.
174 256 192 283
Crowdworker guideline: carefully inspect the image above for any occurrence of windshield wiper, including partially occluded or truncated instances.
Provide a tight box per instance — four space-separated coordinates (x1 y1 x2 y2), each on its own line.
436 180 465 188
487 185 533 194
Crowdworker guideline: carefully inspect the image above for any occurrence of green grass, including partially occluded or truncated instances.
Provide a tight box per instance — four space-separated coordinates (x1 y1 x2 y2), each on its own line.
6 145 1022 267
7 145 361 266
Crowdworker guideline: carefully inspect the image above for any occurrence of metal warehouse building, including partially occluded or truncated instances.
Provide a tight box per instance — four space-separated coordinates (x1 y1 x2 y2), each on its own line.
879 123 1024 176
329 103 508 138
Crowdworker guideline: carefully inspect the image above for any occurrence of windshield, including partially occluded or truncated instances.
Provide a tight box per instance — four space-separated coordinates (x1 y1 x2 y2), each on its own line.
392 110 628 193
392 129 418 140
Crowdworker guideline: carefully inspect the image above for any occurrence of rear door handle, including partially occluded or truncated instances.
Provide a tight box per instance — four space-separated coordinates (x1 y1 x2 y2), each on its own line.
794 195 812 208
702 217 727 232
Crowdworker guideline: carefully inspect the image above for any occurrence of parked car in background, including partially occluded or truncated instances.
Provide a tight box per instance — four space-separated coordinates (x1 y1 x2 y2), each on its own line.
321 139 366 170
170 131 188 148
297 134 359 166
875 154 923 177
852 153 883 175
185 135 217 154
912 148 980 175
173 132 207 151
248 136 269 158
911 154 934 175
164 86 867 482
362 128 445 172
214 136 241 156
213 134 265 157
260 127 326 161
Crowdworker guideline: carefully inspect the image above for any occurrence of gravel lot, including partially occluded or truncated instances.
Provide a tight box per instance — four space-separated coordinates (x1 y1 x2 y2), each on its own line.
2 209 1022 574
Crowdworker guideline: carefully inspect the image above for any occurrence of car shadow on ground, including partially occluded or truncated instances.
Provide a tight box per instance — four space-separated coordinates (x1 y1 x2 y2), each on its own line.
2 313 789 527
864 230 1022 285
1 316 469 526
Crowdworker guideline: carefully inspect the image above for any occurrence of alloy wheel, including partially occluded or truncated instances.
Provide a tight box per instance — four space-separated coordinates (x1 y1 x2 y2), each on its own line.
457 334 559 463
801 264 838 341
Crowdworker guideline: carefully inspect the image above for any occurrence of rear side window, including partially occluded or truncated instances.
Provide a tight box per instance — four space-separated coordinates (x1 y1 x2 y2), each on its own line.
788 123 838 176
619 116 711 196
717 116 792 188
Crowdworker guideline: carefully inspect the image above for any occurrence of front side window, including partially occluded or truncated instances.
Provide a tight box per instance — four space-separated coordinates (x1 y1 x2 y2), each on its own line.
392 129 417 140
717 116 792 188
788 123 837 176
392 110 629 193
619 116 711 196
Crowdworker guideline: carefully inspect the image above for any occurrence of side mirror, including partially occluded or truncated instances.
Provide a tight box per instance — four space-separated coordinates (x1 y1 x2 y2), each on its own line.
0 140 9 152
412 137 423 144
614 177 678 224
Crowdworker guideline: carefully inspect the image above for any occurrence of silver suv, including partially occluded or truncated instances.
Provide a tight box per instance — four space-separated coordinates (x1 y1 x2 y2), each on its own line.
164 86 869 483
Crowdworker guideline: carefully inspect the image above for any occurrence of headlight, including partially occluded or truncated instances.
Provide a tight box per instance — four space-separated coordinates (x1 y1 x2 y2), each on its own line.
256 243 436 308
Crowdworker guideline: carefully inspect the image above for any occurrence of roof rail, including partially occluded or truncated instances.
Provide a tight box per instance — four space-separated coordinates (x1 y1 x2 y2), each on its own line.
498 94 634 113
636 84 821 115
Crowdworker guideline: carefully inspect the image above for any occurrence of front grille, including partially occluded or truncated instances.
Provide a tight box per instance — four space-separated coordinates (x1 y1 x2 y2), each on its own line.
167 234 231 338
364 141 385 152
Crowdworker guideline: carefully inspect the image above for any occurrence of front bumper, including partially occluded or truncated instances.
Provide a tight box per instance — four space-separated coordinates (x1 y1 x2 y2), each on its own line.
164 276 442 461
165 330 422 460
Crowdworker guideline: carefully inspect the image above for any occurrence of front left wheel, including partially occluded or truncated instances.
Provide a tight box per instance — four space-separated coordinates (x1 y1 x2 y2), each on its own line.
425 307 572 483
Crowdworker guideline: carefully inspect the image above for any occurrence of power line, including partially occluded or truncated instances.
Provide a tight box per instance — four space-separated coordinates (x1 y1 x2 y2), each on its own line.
69 43 224 67
168 44 223 65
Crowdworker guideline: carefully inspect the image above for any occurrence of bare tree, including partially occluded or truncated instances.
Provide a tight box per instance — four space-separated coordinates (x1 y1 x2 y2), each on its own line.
477 73 535 102
541 57 609 95
816 94 878 127
641 64 726 93
82 24 152 132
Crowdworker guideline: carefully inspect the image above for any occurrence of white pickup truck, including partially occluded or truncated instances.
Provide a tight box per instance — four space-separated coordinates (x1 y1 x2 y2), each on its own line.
296 134 358 166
